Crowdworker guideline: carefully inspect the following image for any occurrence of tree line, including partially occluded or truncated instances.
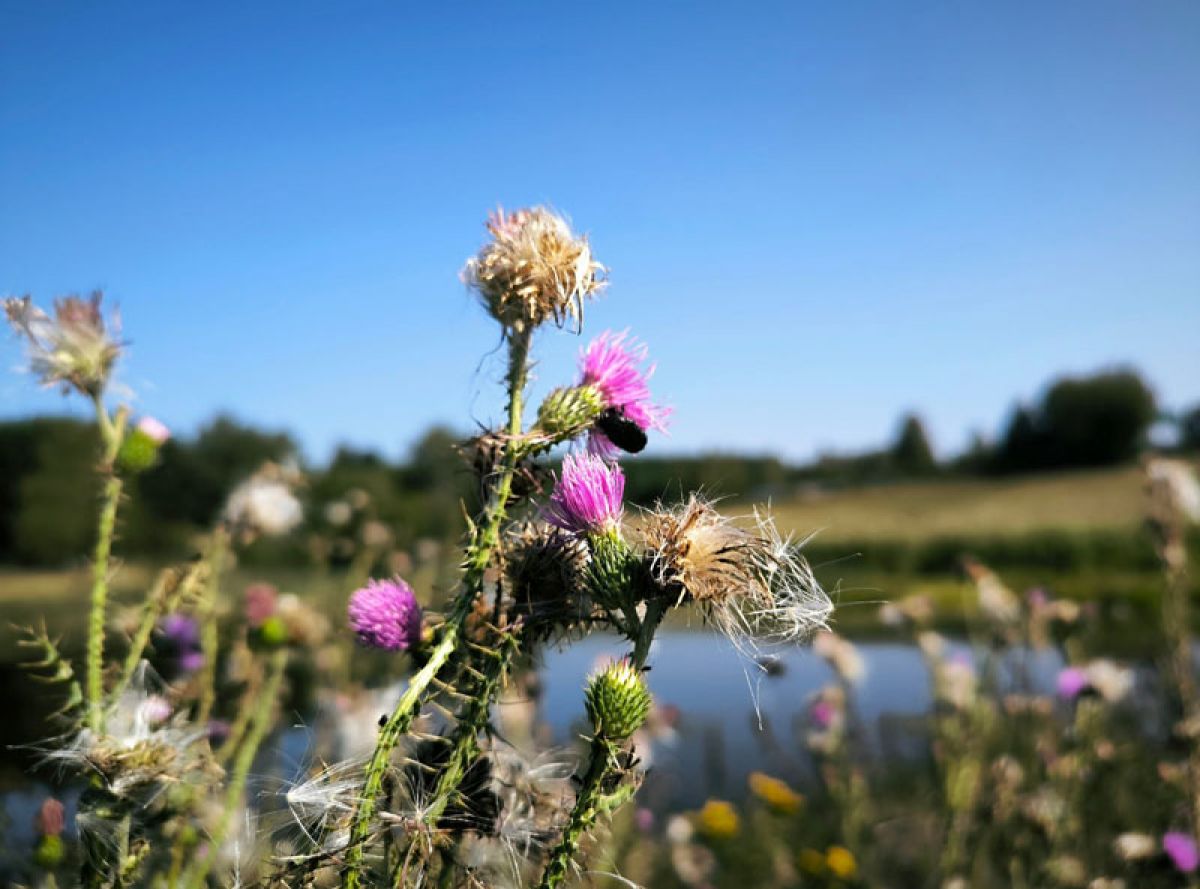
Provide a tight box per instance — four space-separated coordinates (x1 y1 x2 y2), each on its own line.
0 367 1193 566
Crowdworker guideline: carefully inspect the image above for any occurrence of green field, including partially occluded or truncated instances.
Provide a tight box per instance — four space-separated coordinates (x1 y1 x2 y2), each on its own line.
767 465 1144 542
0 465 1171 654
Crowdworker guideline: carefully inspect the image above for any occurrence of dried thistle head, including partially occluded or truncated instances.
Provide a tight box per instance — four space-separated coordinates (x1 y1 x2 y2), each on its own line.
641 496 767 605
640 497 831 652
461 207 606 334
460 430 547 502
4 292 123 397
503 522 593 637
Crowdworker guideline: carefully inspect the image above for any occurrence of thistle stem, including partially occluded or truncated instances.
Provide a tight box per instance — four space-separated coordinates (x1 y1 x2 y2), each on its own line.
341 328 532 889
423 628 523 827
182 647 288 889
536 737 615 889
194 527 229 727
86 472 123 732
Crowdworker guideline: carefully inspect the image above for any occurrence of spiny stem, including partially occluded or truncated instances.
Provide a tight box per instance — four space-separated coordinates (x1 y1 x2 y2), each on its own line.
111 565 190 703
341 328 532 889
536 737 615 889
194 527 229 727
423 628 523 826
182 647 288 889
87 473 123 732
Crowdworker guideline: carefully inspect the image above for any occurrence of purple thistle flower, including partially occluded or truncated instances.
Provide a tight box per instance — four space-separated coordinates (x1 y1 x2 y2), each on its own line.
578 331 669 455
1164 832 1199 873
179 650 206 673
159 613 200 649
810 699 837 729
1056 666 1089 700
244 583 278 628
543 453 624 534
348 577 423 652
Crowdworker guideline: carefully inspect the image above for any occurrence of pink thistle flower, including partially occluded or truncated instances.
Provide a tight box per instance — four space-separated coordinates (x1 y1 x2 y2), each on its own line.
1164 832 1199 873
136 416 170 444
34 799 65 838
810 699 837 729
348 577 423 652
1056 666 1089 700
244 583 279 628
543 453 624 534
578 330 669 455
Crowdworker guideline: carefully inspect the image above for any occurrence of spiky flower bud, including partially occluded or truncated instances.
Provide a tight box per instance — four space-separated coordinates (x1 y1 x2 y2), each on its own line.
535 385 605 442
116 417 170 473
33 834 65 869
585 660 651 741
586 530 642 611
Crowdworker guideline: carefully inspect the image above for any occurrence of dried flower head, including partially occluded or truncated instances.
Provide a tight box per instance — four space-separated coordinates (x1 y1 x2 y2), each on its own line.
4 292 123 397
641 496 830 651
461 206 605 333
347 577 423 652
503 522 591 635
543 453 625 535
578 330 670 455
222 462 304 537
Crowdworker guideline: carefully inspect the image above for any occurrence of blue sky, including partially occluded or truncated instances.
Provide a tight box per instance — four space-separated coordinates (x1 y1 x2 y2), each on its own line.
2 1 1197 463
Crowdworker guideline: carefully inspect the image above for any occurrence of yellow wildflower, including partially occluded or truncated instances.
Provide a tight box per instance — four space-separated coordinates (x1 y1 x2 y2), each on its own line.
748 771 804 815
695 799 740 839
826 845 858 879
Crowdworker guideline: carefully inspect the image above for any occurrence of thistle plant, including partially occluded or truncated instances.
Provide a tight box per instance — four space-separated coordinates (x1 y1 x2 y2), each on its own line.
4 207 832 889
323 207 830 889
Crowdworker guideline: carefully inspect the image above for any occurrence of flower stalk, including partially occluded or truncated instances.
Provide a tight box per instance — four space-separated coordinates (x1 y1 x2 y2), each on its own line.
342 328 532 889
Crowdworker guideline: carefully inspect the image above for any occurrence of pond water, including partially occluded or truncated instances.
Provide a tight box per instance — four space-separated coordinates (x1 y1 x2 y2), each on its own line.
0 632 1089 872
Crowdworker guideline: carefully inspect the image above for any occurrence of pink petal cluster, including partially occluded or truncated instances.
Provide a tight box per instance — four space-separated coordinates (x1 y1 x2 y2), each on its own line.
579 331 669 453
1164 832 1199 873
348 577 423 652
137 416 171 444
1056 666 1089 700
544 453 625 534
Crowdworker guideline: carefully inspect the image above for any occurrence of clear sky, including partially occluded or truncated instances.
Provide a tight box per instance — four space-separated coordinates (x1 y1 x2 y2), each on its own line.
2 1 1197 463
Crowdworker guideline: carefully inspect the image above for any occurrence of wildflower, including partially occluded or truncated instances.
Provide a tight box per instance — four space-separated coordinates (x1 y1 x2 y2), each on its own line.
748 771 803 814
543 453 624 535
935 654 978 710
461 206 605 333
964 559 1021 626
806 686 846 754
347 578 423 652
1114 832 1157 861
4 292 122 396
695 799 739 839
31 797 67 869
1085 659 1133 703
222 463 304 537
641 496 830 651
577 330 670 455
1057 666 1090 700
1147 458 1200 524
117 416 171 473
826 845 858 879
814 631 866 684
635 807 655 833
159 613 204 674
244 583 278 628
1164 832 1200 873
324 500 352 527
585 660 652 741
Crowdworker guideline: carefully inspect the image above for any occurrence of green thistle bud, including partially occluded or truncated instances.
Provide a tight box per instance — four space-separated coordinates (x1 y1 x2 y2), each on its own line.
256 615 289 648
536 385 604 441
586 530 640 610
34 834 65 870
585 660 651 741
116 418 169 473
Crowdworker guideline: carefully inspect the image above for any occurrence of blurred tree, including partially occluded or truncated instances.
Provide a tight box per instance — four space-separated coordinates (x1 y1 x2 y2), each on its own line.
891 413 937 476
1039 370 1156 467
139 414 295 525
12 420 100 564
1179 403 1200 451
